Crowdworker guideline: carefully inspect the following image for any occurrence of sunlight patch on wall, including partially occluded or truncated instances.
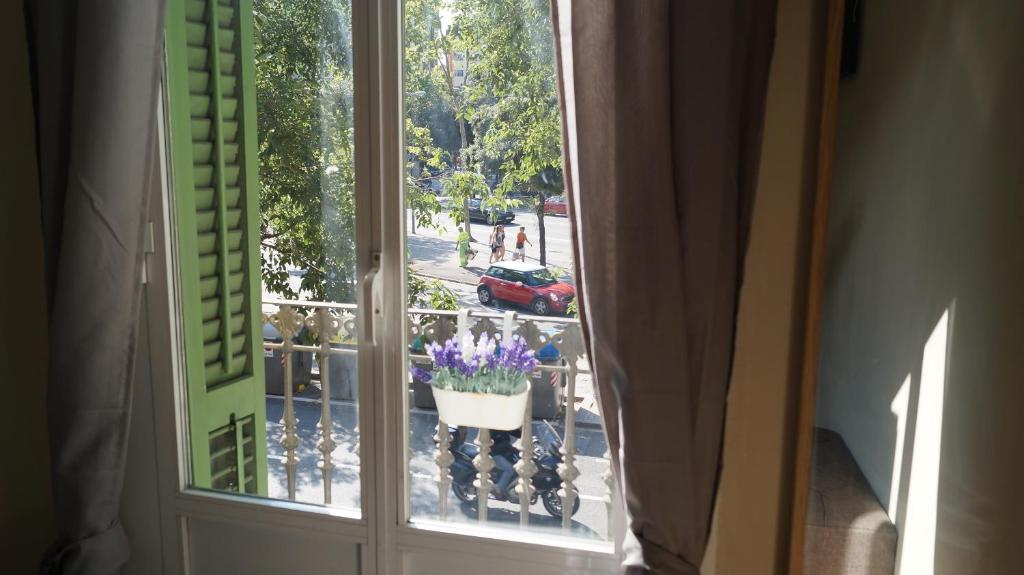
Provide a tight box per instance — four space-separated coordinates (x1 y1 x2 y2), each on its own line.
898 307 952 574
888 374 911 522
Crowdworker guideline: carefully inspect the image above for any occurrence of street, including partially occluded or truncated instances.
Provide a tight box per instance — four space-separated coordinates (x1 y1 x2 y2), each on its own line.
407 205 575 313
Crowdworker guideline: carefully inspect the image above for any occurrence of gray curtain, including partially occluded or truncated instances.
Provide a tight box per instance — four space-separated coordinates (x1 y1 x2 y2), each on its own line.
27 1 166 572
551 1 777 573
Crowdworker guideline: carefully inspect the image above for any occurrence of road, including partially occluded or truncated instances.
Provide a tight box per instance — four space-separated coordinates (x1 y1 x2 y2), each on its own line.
407 205 575 312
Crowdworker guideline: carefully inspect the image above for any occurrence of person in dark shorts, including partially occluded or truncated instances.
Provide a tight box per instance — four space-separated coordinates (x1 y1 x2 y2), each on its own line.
496 225 507 261
513 226 532 261
488 225 500 263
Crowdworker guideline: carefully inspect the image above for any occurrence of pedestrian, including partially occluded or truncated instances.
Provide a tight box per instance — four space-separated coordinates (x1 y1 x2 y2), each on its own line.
496 225 507 261
488 225 500 264
456 226 471 267
513 226 532 261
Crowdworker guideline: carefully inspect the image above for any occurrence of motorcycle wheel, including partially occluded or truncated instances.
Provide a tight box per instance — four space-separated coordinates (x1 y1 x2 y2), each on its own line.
541 490 581 519
452 482 476 503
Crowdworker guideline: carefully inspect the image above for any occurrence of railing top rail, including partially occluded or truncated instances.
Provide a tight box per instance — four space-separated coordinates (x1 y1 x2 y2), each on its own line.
262 298 358 310
262 298 581 326
408 307 580 326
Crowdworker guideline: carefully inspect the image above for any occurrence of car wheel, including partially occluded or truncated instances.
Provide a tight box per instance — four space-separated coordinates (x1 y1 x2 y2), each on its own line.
477 286 494 305
531 298 550 315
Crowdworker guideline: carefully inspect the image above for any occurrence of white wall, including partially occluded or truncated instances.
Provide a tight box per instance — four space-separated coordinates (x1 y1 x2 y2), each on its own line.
814 0 1024 571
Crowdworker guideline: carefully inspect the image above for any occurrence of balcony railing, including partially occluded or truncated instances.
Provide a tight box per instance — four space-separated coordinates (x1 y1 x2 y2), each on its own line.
261 298 615 538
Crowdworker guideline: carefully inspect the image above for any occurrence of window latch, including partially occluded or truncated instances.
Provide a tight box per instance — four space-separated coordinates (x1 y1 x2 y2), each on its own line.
362 251 382 346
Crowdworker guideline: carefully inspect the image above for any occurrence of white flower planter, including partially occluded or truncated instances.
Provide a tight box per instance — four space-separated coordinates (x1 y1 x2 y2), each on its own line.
431 381 531 431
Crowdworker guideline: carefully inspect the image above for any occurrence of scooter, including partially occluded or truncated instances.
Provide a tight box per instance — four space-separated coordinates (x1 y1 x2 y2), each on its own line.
446 422 581 519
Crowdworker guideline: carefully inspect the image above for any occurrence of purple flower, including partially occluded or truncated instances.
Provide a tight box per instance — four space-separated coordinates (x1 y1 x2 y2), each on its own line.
409 365 432 382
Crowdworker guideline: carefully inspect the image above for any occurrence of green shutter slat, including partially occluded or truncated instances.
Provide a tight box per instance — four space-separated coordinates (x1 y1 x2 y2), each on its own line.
185 0 206 22
192 95 237 120
196 231 216 254
210 464 236 483
186 22 234 48
226 248 243 271
196 186 240 210
227 271 244 292
189 70 209 94
194 143 239 164
186 47 237 75
195 209 241 235
226 229 242 250
199 276 218 299
196 210 216 232
167 0 265 495
201 298 219 320
203 318 221 342
219 74 238 96
221 121 239 142
203 340 221 364
191 117 211 141
223 165 240 186
197 254 216 278
216 5 234 27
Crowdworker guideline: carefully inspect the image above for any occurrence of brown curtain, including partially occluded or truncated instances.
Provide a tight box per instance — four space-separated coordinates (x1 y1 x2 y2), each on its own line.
551 1 777 572
27 0 166 572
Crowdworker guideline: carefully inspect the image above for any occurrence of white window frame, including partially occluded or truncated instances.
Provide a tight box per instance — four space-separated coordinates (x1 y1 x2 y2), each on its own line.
144 1 622 573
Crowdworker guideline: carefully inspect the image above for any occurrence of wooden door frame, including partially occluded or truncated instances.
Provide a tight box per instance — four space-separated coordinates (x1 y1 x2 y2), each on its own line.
785 0 847 573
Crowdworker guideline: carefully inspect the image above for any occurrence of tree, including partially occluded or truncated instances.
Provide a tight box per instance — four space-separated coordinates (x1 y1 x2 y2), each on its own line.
254 0 356 302
450 0 563 264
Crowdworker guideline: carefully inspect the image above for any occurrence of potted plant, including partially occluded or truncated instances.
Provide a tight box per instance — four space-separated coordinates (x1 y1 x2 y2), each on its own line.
427 332 536 430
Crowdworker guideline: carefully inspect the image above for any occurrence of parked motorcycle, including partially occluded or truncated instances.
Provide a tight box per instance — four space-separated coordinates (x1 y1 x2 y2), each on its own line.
445 423 581 519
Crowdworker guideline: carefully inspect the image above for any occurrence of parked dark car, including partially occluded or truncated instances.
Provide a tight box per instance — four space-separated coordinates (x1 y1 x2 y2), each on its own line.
467 198 515 224
477 261 575 315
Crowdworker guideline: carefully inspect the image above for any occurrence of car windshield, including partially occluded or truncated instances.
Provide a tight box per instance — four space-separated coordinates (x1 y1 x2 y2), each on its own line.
525 269 557 286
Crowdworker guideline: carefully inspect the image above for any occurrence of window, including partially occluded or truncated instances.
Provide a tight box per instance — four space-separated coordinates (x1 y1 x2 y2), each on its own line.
525 269 557 286
155 0 620 571
164 0 363 512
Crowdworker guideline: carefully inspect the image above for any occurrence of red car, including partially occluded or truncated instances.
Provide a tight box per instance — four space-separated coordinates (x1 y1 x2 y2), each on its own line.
543 195 567 216
477 262 575 315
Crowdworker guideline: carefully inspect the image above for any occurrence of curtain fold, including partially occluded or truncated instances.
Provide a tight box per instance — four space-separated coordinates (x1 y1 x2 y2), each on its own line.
27 1 167 572
551 1 777 572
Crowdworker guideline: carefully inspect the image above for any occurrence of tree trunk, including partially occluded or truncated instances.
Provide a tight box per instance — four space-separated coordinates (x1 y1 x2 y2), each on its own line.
457 116 474 240
536 191 547 266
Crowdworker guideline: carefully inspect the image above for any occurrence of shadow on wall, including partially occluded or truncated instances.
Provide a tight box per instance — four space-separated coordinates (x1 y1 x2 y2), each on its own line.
811 0 1024 572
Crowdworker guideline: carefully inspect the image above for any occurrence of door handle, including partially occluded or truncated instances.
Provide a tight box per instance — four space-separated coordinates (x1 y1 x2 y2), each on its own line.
362 251 382 347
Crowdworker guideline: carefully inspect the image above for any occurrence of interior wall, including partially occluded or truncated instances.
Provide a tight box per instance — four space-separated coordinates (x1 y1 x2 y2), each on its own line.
814 0 1024 571
706 0 824 572
0 1 57 572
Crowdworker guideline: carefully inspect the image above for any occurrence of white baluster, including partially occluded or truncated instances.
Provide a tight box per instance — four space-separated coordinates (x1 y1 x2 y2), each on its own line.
271 305 304 501
515 392 537 527
310 307 340 505
602 449 614 540
435 420 453 520
502 310 516 345
558 359 580 529
474 428 494 523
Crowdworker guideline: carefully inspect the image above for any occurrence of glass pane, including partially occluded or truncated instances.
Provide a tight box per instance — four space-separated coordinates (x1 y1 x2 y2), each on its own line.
169 0 363 512
403 0 613 542
256 0 361 511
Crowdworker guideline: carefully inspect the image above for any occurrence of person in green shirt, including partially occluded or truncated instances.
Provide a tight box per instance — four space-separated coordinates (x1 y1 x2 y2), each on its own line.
456 226 472 267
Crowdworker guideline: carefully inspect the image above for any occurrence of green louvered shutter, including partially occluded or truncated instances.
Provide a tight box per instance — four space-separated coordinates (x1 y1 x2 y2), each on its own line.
165 0 267 496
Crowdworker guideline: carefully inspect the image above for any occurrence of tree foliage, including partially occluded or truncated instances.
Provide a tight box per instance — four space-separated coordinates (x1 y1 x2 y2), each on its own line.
255 0 566 301
254 0 356 302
